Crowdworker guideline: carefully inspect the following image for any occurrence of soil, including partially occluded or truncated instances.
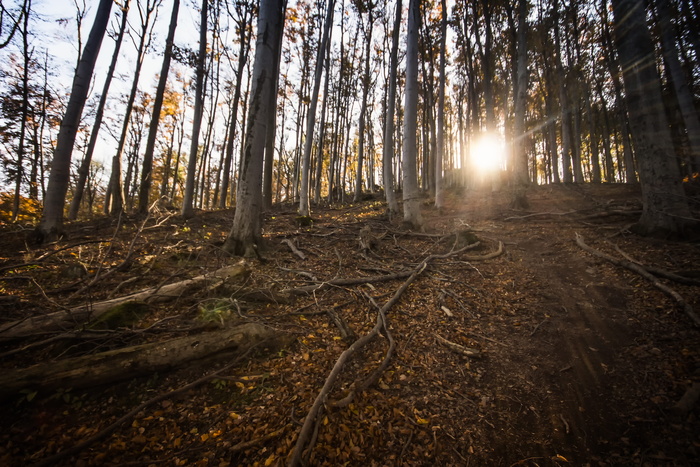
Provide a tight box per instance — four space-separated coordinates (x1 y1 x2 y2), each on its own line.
0 183 699 466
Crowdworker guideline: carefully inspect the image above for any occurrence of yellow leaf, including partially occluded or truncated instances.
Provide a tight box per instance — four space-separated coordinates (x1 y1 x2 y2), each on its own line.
201 434 209 442
416 417 430 425
264 454 276 466
552 454 569 462
302 352 310 361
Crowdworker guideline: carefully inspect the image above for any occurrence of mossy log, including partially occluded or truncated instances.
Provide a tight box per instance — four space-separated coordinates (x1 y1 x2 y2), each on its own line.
0 261 250 339
0 322 287 400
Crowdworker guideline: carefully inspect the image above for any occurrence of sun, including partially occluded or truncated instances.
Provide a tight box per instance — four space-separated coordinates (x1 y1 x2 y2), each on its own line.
470 133 506 172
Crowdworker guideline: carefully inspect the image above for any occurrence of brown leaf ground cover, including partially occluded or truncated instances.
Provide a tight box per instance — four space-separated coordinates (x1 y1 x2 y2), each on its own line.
0 183 699 466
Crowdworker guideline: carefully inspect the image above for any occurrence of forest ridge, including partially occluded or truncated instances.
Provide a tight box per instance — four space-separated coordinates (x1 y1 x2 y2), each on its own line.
0 0 698 244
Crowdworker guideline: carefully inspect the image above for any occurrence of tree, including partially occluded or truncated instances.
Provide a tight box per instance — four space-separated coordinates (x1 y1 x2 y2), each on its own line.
299 0 335 217
10 0 30 221
181 0 208 218
223 0 286 256
611 0 697 236
69 1 130 220
402 0 423 230
434 0 447 210
511 0 530 206
382 0 401 216
35 0 113 241
105 0 161 215
138 0 180 214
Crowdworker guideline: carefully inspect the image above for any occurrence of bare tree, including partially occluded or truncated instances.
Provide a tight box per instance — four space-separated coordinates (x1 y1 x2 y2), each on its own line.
138 0 180 214
181 0 208 218
382 0 401 215
35 0 113 241
69 1 130 220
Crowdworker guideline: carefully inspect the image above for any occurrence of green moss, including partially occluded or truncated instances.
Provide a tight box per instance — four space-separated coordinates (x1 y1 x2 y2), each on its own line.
87 301 149 330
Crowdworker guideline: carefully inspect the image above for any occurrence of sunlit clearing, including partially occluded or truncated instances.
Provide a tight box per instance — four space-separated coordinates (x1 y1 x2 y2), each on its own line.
471 133 506 172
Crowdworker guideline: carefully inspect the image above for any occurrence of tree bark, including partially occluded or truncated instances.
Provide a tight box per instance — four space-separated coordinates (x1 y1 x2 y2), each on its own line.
434 0 448 210
402 0 423 230
223 0 286 256
36 0 113 241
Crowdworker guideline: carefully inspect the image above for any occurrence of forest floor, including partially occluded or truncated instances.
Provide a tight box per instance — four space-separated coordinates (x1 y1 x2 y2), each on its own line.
0 183 699 466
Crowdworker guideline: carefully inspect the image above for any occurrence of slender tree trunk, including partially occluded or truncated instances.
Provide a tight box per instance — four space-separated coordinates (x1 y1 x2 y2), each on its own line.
299 0 335 216
12 0 31 222
353 7 374 202
224 0 285 256
69 1 129 220
313 43 332 205
138 0 179 214
36 0 112 241
553 0 572 183
434 0 447 210
382 0 402 215
512 0 530 205
611 0 697 236
181 0 208 218
403 0 423 230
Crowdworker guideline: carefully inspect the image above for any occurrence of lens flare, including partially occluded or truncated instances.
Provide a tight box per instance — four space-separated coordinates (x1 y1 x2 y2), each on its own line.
470 133 506 172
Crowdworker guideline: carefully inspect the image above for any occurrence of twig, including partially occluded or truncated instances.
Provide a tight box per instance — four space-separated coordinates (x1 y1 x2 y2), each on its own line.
435 334 481 357
504 210 577 221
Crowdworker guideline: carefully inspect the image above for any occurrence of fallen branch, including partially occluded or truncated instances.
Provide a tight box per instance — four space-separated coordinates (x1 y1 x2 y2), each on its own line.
575 233 700 327
280 270 413 296
0 262 250 339
281 239 306 260
435 334 481 357
610 243 700 286
0 322 286 400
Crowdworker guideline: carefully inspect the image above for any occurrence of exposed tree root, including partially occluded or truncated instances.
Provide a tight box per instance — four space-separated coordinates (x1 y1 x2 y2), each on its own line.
288 242 482 466
575 233 700 327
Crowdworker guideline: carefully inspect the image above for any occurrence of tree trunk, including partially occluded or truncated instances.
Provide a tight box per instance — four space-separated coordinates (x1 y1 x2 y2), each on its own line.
655 0 700 171
553 0 572 183
353 7 375 202
299 0 335 216
69 1 129 220
611 0 697 236
181 0 208 218
223 0 286 256
512 0 529 203
138 0 179 214
36 0 113 241
402 0 423 230
434 0 447 210
383 0 402 215
0 323 285 400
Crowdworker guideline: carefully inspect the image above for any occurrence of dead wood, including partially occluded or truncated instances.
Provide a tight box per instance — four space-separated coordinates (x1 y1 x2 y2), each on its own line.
326 308 356 343
0 261 250 339
281 239 306 260
0 322 286 401
29 342 272 467
504 210 578 221
575 233 700 327
435 334 481 357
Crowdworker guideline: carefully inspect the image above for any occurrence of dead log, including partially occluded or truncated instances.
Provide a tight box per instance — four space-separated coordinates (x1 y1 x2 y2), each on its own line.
0 322 287 401
0 261 250 339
